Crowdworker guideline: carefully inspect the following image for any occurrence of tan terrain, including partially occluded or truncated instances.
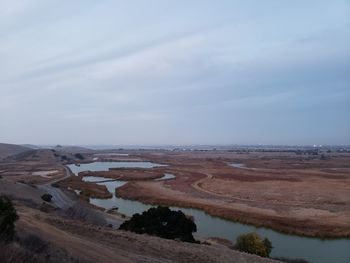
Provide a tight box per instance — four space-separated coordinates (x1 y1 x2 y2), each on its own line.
0 143 31 159
14 204 280 263
0 146 281 263
57 149 350 237
111 150 350 238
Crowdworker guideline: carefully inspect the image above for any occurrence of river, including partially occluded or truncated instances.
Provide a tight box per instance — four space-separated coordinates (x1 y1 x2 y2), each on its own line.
67 162 350 263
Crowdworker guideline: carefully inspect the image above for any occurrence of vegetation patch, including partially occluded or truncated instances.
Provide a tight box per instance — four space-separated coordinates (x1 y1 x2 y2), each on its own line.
234 232 273 257
119 206 197 243
41 194 53 202
74 153 84 160
0 196 19 243
64 203 107 226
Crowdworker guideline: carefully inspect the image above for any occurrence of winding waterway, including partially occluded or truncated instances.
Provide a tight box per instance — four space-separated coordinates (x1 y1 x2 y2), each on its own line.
67 162 350 263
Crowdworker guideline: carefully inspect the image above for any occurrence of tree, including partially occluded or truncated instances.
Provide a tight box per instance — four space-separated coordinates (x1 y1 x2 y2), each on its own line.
234 233 273 257
0 196 19 242
263 237 273 256
75 153 84 160
41 194 52 202
119 206 197 243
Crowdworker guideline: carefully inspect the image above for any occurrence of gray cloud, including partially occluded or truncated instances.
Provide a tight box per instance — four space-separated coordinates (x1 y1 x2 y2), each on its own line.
0 0 349 145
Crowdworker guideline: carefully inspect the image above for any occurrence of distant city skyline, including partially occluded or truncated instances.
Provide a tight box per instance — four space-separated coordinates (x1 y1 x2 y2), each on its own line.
0 1 349 145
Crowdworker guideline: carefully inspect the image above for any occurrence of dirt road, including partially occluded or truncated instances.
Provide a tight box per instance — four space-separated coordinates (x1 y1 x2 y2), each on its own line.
37 165 123 228
38 166 74 209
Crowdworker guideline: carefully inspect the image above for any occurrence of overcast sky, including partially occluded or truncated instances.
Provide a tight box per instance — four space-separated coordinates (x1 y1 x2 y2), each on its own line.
0 0 349 146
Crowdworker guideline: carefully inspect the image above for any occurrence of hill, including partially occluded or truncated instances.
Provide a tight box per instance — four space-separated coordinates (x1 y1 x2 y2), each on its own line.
20 144 41 149
54 145 94 154
0 143 31 159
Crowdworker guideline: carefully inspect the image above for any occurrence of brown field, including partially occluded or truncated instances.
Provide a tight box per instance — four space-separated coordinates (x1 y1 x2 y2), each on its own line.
1 145 349 262
0 149 279 263
58 175 112 199
79 168 166 181
112 150 350 238
3 148 349 238
0 149 66 184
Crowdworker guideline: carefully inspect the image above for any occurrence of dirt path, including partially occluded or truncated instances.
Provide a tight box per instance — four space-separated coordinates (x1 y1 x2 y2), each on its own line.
37 166 74 209
37 165 123 228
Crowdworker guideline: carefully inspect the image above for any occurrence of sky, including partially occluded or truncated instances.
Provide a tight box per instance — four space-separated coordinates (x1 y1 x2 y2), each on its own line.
0 0 349 146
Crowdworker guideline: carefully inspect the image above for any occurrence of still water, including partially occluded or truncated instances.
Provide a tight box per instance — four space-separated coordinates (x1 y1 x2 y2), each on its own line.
67 162 350 263
69 161 165 174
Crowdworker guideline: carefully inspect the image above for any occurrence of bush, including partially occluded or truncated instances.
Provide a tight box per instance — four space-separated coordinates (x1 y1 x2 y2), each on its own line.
19 233 49 253
0 243 46 263
74 153 84 160
119 206 197 243
41 194 52 202
234 233 273 257
64 203 107 226
0 196 19 242
263 237 273 256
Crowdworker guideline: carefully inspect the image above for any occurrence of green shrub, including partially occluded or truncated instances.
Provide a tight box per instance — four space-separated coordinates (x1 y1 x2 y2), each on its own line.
234 233 273 257
41 194 52 202
0 196 19 242
119 206 197 243
263 237 273 256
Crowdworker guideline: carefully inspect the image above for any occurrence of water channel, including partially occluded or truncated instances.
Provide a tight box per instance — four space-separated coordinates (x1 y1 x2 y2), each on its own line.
67 162 350 263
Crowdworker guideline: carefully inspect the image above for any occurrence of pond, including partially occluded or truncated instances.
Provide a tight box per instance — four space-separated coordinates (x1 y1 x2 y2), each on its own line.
230 163 247 169
68 161 165 174
67 162 350 263
155 173 176 181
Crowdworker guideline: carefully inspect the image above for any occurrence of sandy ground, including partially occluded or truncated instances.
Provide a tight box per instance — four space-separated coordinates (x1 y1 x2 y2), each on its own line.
32 170 59 177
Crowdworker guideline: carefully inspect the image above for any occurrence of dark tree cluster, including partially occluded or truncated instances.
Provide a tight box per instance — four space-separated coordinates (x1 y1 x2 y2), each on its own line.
74 153 84 160
0 196 18 243
119 206 197 243
41 194 53 202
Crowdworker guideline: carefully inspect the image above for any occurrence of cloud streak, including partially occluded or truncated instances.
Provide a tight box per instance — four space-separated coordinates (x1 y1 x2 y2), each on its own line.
0 0 349 145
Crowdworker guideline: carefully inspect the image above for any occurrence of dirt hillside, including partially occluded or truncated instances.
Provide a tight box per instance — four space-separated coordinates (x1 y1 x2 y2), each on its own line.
0 143 31 159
